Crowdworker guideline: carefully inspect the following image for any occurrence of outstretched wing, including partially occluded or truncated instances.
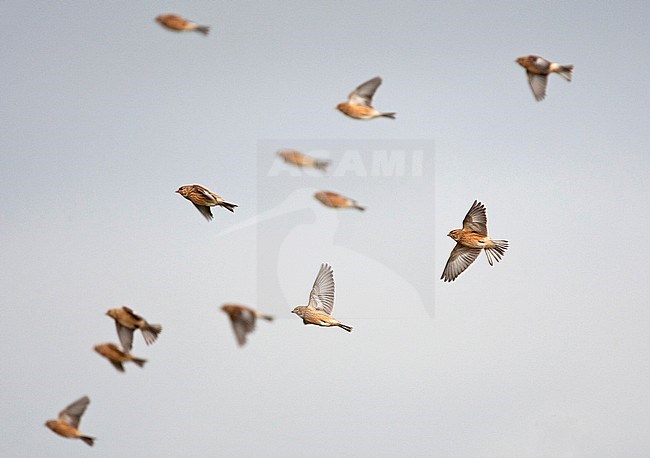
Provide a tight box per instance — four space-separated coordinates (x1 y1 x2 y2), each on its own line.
462 200 488 235
229 309 256 346
307 263 335 315
59 396 90 428
527 72 548 101
441 244 481 282
115 322 134 352
193 203 214 221
348 77 382 107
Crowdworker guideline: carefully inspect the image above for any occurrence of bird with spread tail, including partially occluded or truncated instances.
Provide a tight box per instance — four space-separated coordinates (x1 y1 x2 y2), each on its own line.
176 184 238 221
94 343 147 372
441 201 508 282
314 191 365 211
336 76 396 120
105 306 162 352
291 263 352 332
515 55 573 101
221 304 273 347
45 396 95 446
277 149 330 172
155 14 210 35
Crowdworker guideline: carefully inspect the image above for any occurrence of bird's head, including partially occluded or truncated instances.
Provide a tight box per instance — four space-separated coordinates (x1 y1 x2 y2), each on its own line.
291 306 305 317
335 102 346 112
176 186 189 197
44 420 56 430
447 229 462 241
105 309 116 319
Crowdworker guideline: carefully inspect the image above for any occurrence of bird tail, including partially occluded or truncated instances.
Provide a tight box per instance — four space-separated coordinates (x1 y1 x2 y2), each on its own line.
132 357 147 368
552 64 573 81
485 240 508 266
338 323 353 332
380 112 396 119
314 160 330 172
80 436 95 447
195 25 210 35
141 324 162 345
221 201 238 213
260 314 274 322
353 204 366 211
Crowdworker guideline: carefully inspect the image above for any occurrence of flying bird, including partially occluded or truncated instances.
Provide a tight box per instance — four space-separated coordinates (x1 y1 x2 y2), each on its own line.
155 14 210 35
45 396 95 447
291 263 352 332
515 55 573 101
176 184 238 221
94 343 147 372
314 191 365 211
277 149 330 172
336 76 396 120
441 201 508 282
221 304 273 347
105 306 162 352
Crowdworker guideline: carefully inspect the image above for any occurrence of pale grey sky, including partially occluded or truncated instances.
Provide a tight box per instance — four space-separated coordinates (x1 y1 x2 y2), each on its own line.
1 1 649 456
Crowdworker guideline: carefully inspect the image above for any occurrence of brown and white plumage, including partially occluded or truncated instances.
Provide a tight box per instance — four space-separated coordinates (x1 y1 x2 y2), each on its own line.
221 304 273 347
314 191 365 211
45 396 95 446
441 201 508 282
105 306 162 352
515 55 573 101
155 14 210 35
291 263 352 332
94 343 147 372
277 149 329 172
336 77 396 120
176 184 238 221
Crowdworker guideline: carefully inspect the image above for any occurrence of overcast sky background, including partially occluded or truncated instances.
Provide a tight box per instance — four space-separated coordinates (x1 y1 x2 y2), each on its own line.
1 1 649 456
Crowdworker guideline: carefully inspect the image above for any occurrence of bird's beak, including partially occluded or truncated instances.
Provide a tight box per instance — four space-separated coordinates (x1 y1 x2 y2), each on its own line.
174 190 179 193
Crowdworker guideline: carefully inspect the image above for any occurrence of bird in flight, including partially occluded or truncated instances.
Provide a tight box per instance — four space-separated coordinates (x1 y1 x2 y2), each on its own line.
291 263 352 332
221 304 273 347
105 306 162 352
441 201 508 282
277 149 330 172
314 191 365 211
515 55 573 101
155 14 210 35
45 396 95 446
176 184 238 221
336 76 396 120
94 343 147 372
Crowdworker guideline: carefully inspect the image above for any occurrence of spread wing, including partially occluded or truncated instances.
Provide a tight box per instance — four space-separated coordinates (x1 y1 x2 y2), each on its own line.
229 310 256 346
527 71 548 101
348 77 382 107
115 322 134 352
193 203 214 221
441 244 482 282
307 263 335 315
58 396 90 428
462 200 488 235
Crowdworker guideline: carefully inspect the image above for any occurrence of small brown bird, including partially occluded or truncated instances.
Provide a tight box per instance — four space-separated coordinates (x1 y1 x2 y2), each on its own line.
155 14 210 35
45 396 95 446
221 304 273 347
176 184 238 221
314 191 365 211
336 76 396 120
515 55 574 101
105 306 162 352
94 343 147 372
441 201 508 282
277 149 330 172
291 263 352 332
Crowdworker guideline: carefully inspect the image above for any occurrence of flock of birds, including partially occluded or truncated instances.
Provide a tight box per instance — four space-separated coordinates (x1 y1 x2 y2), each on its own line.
44 12 574 447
